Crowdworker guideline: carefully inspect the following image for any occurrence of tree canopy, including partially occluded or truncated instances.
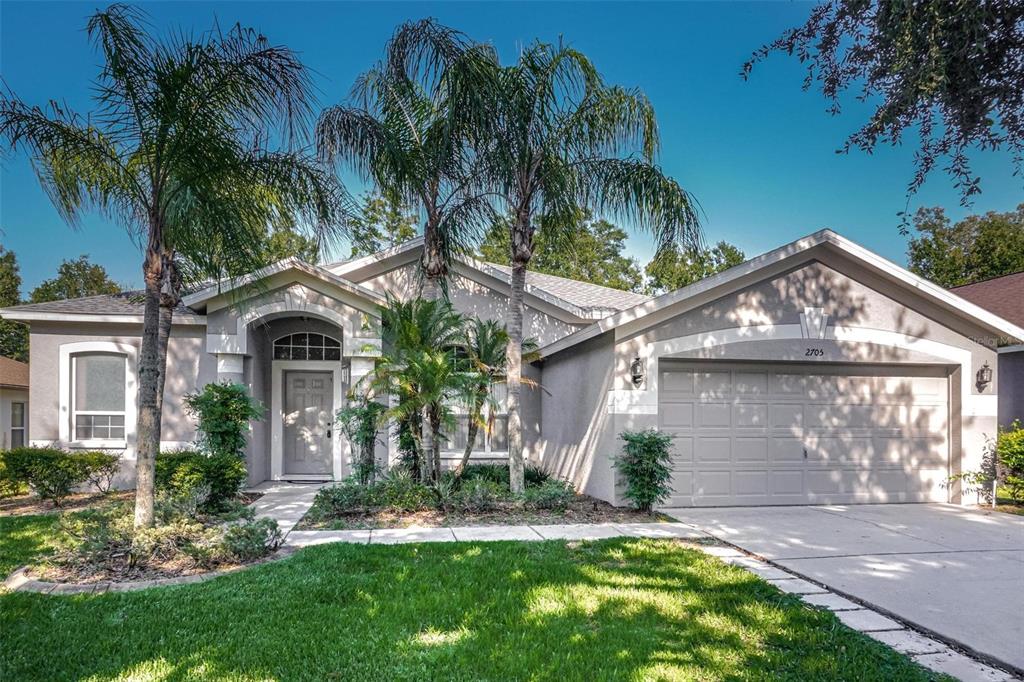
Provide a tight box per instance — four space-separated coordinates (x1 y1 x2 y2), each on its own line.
348 191 418 257
744 1 1024 211
29 255 121 303
907 204 1024 288
264 225 321 264
479 211 644 293
0 246 27 361
645 241 745 295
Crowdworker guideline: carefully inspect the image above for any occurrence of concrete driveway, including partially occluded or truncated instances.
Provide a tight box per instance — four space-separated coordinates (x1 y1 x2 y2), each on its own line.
664 504 1024 673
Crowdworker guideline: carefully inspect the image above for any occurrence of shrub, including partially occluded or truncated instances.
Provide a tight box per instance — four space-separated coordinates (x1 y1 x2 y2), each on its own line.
368 469 433 511
154 450 247 512
522 479 576 510
222 517 283 561
337 396 386 484
313 480 372 514
615 430 674 513
459 463 550 488
184 382 263 458
456 478 507 512
998 420 1024 502
0 451 28 498
78 451 121 493
2 447 91 506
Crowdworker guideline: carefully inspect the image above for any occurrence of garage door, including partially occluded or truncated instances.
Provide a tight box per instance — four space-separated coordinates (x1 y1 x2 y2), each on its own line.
658 362 949 506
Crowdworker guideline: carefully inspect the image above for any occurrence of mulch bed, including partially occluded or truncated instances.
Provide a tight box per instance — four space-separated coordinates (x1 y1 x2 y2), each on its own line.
29 556 250 585
298 495 670 530
0 491 134 517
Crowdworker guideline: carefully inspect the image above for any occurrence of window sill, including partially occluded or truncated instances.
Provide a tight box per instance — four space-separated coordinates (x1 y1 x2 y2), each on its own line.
68 440 128 451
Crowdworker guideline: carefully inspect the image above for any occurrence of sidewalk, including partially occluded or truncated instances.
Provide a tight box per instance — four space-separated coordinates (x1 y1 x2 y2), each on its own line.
247 482 324 536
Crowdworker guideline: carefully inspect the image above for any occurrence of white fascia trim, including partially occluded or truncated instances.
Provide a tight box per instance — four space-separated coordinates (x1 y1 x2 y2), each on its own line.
326 236 426 276
183 258 387 309
538 228 1024 359
999 343 1024 354
58 340 139 451
0 310 206 325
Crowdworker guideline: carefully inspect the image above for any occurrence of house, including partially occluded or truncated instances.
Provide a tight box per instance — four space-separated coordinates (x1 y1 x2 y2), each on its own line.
0 357 29 450
2 229 1021 507
950 271 1024 429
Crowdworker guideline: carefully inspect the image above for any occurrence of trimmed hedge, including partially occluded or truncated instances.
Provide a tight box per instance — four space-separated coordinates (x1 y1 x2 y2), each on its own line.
155 450 247 512
0 447 120 506
615 430 674 513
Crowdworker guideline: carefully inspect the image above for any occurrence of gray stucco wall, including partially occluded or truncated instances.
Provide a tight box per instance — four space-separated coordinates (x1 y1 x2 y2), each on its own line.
353 262 585 346
535 332 616 501
999 350 1024 428
27 321 214 449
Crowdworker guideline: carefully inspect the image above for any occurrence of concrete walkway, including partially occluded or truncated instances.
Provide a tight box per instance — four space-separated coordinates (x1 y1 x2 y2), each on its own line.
665 504 1024 678
247 482 324 536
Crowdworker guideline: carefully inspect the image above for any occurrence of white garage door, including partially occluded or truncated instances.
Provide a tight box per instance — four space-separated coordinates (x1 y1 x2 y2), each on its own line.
658 362 949 506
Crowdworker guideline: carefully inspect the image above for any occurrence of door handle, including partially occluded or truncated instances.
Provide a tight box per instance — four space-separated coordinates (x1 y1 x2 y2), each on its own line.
803 447 808 459
327 429 332 439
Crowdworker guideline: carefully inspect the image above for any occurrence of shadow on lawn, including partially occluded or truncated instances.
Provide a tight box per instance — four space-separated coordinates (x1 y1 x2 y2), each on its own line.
0 538 936 681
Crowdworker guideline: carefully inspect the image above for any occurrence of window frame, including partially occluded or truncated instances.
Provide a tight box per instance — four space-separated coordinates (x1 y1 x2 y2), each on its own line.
272 332 342 361
71 352 128 444
10 401 25 449
441 381 509 457
59 341 138 450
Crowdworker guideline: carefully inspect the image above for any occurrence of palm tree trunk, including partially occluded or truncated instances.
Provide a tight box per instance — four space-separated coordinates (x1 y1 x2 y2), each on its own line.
421 215 444 301
133 235 165 529
420 406 433 483
507 258 528 494
457 390 486 475
431 409 442 482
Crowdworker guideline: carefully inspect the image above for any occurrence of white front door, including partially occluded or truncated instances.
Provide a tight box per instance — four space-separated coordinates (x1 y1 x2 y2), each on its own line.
282 370 334 476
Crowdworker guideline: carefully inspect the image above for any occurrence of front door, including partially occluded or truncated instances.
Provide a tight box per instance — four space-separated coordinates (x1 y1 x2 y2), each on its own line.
282 370 333 476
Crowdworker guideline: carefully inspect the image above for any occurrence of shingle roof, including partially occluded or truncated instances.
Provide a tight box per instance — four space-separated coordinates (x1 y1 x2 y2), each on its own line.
0 357 28 389
2 291 198 317
950 271 1024 328
483 263 651 313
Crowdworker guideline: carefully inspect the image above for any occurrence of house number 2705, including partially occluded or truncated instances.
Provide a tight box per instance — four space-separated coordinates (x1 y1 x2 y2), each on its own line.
805 348 824 357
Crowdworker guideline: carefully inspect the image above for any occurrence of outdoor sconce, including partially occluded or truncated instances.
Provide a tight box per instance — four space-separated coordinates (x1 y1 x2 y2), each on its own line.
976 361 993 392
630 355 645 387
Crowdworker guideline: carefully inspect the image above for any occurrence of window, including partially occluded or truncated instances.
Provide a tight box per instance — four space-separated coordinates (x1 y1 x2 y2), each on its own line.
444 382 509 454
72 353 127 441
10 402 25 448
273 333 341 361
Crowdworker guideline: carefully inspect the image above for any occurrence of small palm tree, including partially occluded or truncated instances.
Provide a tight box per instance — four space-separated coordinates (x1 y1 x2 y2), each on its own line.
473 42 702 492
456 319 538 475
0 5 346 527
369 296 472 482
317 20 496 299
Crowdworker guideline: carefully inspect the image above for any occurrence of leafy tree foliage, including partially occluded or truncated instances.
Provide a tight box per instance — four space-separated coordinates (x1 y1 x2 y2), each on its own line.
28 255 121 303
744 1 1024 207
264 225 320 264
479 211 644 293
0 246 28 361
348 191 418 257
645 241 745 295
908 204 1024 288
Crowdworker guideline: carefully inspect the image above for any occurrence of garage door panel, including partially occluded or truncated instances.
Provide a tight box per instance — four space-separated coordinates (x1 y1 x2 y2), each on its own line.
698 402 731 427
658 361 949 506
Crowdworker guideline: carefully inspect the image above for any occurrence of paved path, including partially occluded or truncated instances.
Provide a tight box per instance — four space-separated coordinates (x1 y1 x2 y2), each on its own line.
664 503 1024 676
247 482 324 536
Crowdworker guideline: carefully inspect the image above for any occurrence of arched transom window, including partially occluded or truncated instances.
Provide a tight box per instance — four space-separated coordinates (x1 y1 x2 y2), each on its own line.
273 333 341 361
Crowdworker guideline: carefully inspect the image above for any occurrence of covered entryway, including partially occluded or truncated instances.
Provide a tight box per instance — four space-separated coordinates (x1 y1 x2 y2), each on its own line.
658 361 950 506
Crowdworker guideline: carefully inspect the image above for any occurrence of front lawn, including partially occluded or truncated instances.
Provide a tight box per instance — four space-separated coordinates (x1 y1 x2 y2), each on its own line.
1 538 945 681
0 513 62 576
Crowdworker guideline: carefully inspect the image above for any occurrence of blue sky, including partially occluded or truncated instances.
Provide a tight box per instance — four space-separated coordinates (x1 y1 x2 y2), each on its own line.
1 1 1020 295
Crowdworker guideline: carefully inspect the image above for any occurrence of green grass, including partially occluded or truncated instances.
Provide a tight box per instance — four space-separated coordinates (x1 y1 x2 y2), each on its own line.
0 513 62 576
0 538 946 681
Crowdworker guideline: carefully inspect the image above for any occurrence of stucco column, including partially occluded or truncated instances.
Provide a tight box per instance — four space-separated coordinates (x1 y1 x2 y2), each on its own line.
215 353 246 385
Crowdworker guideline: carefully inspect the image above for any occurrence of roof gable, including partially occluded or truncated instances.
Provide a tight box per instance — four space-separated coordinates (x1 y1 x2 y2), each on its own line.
539 229 1024 358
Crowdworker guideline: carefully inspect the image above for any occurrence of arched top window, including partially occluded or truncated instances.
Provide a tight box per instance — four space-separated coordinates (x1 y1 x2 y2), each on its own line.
273 333 341 361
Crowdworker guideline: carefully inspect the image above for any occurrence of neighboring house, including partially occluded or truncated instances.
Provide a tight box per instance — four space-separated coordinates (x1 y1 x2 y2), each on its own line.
0 357 29 450
2 229 1022 507
951 270 1024 429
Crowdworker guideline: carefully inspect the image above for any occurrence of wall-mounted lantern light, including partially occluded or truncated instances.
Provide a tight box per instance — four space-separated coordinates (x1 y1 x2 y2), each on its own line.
976 361 993 392
630 355 645 387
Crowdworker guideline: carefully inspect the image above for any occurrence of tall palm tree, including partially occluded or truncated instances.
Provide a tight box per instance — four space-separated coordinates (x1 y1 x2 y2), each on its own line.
456 319 538 475
0 5 346 527
316 19 496 300
476 42 702 492
371 296 472 482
